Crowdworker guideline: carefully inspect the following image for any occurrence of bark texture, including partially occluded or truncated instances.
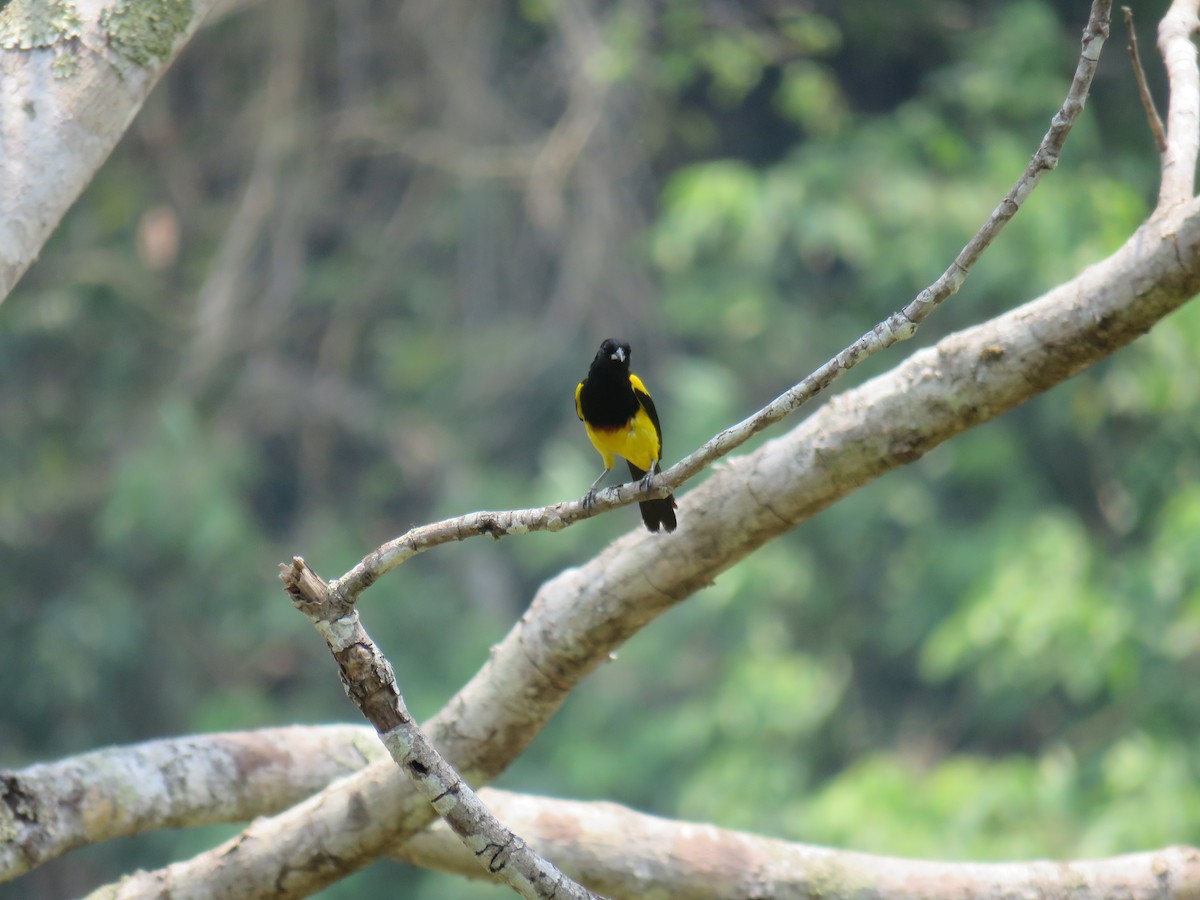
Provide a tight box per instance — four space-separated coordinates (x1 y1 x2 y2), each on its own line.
400 789 1200 900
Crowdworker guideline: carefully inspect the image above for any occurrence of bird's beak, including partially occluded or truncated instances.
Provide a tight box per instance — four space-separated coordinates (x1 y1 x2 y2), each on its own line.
611 347 626 362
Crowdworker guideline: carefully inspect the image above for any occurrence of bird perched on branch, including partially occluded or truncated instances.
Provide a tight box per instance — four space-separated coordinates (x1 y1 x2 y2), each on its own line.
575 338 677 533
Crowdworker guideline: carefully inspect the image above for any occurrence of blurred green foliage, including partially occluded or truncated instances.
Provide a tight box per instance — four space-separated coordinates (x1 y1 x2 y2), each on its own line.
2 0 1197 897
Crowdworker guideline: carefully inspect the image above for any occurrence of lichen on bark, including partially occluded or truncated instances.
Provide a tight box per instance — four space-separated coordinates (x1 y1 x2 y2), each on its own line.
0 0 83 76
100 0 194 67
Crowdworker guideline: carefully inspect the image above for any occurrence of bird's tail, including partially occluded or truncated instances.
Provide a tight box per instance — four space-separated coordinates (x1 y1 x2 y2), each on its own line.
628 462 677 533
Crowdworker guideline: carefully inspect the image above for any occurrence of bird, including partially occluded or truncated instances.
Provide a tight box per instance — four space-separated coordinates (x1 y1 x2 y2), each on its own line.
575 338 677 533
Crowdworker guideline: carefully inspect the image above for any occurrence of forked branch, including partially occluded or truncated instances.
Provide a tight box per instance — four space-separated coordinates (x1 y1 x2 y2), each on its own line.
280 559 606 900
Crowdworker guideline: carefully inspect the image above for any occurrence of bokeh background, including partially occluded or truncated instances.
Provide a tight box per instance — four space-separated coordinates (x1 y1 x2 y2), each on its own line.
3 0 1199 896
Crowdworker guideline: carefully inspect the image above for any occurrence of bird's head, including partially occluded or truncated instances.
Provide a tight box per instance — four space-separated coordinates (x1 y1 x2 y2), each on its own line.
594 338 631 370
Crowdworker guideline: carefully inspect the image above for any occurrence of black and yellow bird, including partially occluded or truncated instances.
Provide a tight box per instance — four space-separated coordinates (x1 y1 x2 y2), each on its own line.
575 338 677 533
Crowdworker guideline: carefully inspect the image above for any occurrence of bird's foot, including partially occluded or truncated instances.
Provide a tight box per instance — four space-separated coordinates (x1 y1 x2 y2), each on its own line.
582 488 600 510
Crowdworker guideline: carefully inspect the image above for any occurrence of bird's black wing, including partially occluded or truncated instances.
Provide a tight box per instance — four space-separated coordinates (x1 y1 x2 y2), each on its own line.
629 375 663 458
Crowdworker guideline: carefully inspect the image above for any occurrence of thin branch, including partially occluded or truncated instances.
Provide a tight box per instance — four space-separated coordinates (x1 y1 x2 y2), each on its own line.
280 559 606 900
1123 6 1168 152
323 0 1112 607
1157 0 1200 208
900 0 1110 325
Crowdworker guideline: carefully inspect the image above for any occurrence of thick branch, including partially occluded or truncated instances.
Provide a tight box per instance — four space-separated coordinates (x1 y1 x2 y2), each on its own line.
1157 0 1200 208
401 790 1200 900
0 726 383 883
281 560 605 900
0 0 222 302
10 730 1200 898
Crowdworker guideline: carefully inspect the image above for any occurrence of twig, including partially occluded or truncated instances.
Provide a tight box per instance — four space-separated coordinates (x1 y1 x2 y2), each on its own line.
899 0 1110 325
280 558 607 900
1124 6 1168 152
1157 0 1200 208
318 0 1112 608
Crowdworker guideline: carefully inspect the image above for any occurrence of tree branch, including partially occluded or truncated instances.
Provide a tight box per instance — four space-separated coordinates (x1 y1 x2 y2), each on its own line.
327 0 1112 606
1157 0 1200 208
8 728 1200 898
1123 6 1168 153
280 560 606 900
400 789 1200 900
0 726 384 883
0 0 223 302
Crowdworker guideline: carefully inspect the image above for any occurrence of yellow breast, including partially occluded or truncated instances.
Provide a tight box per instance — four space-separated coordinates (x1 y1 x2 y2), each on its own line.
585 409 660 471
